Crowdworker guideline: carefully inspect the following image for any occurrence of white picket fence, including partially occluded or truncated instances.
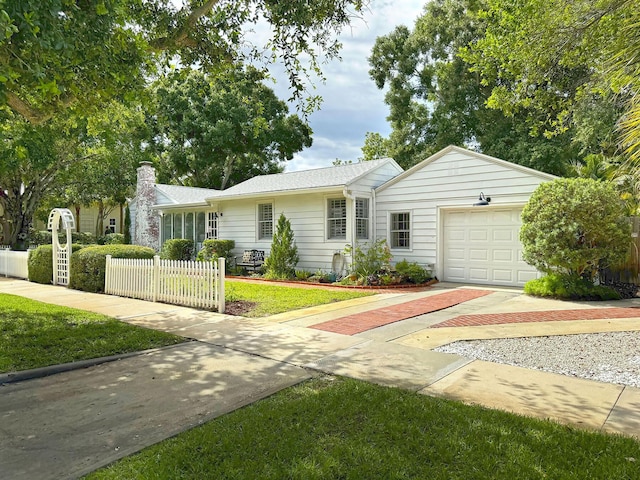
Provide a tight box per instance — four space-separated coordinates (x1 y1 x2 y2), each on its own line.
0 249 29 279
105 255 225 313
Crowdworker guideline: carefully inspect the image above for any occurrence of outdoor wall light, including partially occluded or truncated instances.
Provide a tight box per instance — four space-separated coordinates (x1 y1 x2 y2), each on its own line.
473 192 491 206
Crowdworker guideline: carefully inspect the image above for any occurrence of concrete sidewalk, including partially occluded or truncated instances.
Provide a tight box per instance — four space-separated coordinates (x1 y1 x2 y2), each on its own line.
2 278 640 479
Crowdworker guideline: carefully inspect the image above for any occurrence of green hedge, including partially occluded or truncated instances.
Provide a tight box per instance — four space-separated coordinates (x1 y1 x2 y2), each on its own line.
196 239 235 261
69 244 156 293
524 274 620 301
28 244 85 284
28 230 97 247
161 239 195 260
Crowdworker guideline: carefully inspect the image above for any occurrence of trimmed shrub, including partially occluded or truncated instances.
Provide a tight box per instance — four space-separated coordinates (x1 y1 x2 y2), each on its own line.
97 233 125 245
196 239 236 262
524 274 620 301
28 244 85 284
521 178 630 281
28 230 52 246
395 259 432 284
264 214 299 280
72 231 96 244
161 239 195 260
69 244 155 293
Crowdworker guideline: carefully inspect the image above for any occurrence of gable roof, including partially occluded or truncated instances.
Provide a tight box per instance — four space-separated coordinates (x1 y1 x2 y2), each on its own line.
155 184 221 206
207 157 402 201
376 145 557 193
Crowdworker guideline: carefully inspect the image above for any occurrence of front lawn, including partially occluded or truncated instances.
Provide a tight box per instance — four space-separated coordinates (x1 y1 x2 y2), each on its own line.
0 293 184 373
87 376 640 479
225 280 374 317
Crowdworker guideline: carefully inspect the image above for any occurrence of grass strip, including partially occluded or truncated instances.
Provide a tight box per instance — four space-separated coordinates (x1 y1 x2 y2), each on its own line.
0 293 184 373
87 376 640 479
226 280 374 317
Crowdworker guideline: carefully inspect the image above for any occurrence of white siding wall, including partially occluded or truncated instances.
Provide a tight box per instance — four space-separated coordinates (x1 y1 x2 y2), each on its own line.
218 191 357 271
375 150 551 271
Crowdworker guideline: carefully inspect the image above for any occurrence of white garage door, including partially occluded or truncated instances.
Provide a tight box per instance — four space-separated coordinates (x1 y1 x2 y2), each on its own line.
443 208 539 287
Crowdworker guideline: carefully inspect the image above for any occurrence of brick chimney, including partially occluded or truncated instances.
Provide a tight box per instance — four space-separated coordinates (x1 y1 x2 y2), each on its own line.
134 161 159 249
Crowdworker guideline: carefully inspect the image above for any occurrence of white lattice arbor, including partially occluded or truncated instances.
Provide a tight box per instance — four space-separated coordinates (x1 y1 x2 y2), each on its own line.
48 208 75 286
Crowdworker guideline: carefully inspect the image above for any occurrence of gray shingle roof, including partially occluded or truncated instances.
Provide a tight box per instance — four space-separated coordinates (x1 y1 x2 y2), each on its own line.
155 184 221 205
216 158 396 199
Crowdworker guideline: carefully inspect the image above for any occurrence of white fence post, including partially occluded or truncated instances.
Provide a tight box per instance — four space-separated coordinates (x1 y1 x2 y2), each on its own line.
153 255 160 303
217 257 225 314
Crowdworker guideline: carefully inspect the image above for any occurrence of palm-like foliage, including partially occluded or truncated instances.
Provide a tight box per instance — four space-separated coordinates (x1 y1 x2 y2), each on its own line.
615 12 640 162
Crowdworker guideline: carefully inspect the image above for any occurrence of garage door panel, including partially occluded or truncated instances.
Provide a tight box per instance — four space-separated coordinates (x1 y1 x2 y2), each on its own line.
469 268 489 281
443 208 539 287
493 249 514 262
469 249 489 261
493 229 514 242
447 248 466 260
469 229 488 241
447 229 466 241
492 269 514 282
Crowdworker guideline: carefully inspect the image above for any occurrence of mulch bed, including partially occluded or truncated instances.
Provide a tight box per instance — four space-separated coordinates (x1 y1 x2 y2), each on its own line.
224 300 257 316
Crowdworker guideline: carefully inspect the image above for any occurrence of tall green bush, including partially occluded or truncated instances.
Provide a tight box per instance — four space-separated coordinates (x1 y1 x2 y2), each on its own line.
123 205 132 244
196 239 235 261
69 244 155 293
161 239 195 260
264 214 298 279
28 244 85 284
521 178 630 281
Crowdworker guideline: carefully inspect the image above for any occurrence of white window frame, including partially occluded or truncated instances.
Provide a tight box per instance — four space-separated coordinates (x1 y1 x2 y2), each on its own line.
206 211 218 240
390 211 411 250
257 202 274 240
107 218 116 234
355 197 369 240
327 198 347 240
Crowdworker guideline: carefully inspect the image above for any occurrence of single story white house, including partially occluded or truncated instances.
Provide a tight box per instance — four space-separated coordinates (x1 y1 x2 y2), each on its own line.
130 145 556 287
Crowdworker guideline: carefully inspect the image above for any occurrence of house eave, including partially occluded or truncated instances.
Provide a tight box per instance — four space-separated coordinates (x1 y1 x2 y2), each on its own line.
205 185 345 203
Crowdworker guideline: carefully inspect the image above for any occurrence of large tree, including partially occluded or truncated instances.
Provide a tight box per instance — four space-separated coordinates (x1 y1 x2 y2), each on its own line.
0 102 147 248
0 0 367 123
367 0 600 173
151 67 312 190
461 0 638 161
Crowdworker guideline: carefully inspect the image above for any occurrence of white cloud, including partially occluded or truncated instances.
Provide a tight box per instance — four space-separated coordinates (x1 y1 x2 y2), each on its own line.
282 0 426 171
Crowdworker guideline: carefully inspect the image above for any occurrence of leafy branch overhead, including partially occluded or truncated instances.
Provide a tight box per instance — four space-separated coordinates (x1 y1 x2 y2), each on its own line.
0 0 367 123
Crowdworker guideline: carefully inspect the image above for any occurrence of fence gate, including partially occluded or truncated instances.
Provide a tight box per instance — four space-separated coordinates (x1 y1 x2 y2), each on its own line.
48 208 75 286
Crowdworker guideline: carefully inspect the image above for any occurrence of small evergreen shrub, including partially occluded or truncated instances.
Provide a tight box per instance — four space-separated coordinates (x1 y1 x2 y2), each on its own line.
28 244 85 284
395 259 432 284
196 239 235 261
69 244 155 293
123 205 132 244
264 214 299 280
524 274 620 301
344 239 392 284
161 239 195 260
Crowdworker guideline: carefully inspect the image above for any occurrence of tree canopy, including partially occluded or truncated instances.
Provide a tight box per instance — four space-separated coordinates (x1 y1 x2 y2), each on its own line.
366 0 582 173
0 0 367 123
461 0 639 161
151 67 312 190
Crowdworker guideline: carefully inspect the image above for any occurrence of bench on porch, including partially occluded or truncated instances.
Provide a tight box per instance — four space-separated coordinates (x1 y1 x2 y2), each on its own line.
234 249 265 271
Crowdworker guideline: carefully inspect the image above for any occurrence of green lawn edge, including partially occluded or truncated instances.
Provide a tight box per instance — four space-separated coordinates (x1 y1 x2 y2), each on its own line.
86 376 640 479
0 293 184 373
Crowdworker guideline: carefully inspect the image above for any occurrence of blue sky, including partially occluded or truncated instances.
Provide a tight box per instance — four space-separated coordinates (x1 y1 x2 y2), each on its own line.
273 1 427 171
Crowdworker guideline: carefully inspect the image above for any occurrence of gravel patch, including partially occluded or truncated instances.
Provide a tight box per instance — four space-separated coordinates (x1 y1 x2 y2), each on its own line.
435 332 640 388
